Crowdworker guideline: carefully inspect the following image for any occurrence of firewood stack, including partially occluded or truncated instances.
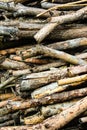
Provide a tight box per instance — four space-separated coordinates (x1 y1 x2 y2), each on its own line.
0 0 87 130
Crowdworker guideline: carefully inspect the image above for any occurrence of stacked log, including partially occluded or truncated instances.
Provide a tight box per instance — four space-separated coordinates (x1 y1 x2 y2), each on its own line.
0 0 87 130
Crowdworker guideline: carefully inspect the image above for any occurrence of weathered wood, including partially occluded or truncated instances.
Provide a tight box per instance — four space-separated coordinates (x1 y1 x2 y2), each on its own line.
12 61 65 76
47 37 87 50
33 96 87 130
0 93 15 100
37 0 87 17
31 74 87 98
41 1 87 10
20 65 87 90
34 6 87 43
0 111 19 123
0 120 14 127
41 99 79 117
0 76 17 90
1 87 87 114
0 58 29 70
24 112 44 125
36 45 87 65
0 96 87 129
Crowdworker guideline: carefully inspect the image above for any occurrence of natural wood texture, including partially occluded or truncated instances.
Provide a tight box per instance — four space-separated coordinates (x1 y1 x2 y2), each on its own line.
47 37 87 50
31 74 87 98
33 96 87 130
41 1 87 10
1 96 87 129
0 58 29 70
41 99 79 117
34 6 87 43
36 45 87 65
20 65 87 90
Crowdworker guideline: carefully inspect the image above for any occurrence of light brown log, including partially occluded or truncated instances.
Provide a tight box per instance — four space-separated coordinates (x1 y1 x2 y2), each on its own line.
34 6 87 43
37 0 87 17
41 99 79 117
12 61 65 76
2 87 87 113
0 96 21 108
0 126 32 130
24 112 44 125
10 55 50 64
31 74 87 99
41 1 87 10
58 74 87 86
0 58 29 70
20 65 87 90
0 96 87 129
0 93 15 100
47 37 87 50
33 96 87 130
36 45 87 65
20 68 68 90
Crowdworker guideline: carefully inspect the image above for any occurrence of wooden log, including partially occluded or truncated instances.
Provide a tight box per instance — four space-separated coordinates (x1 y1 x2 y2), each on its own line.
52 0 81 3
0 126 32 130
34 6 87 43
0 2 60 18
24 112 44 125
0 76 17 90
37 0 87 17
36 45 87 65
1 96 87 129
0 96 21 108
0 120 14 127
47 37 87 50
76 53 87 59
41 99 79 117
1 24 87 43
31 74 87 98
33 96 87 130
21 37 87 59
41 2 87 10
2 87 87 113
0 111 19 123
0 58 29 70
10 55 50 64
12 61 65 76
0 93 15 100
20 68 68 90
20 65 87 90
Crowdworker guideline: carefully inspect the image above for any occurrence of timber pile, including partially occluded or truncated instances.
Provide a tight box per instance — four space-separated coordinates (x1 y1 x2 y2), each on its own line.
0 0 87 130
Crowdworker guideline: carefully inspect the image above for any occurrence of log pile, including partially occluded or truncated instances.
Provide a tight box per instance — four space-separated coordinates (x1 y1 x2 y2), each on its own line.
0 0 87 130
